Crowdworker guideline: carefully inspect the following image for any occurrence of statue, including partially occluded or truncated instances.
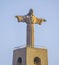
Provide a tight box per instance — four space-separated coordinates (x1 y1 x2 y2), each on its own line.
15 9 46 25
15 9 46 47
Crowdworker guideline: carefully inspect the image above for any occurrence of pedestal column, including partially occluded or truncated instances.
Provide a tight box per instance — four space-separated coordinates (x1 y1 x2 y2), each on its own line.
26 23 34 47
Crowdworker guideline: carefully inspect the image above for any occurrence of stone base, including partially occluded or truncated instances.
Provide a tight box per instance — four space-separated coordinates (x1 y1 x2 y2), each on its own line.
13 47 48 65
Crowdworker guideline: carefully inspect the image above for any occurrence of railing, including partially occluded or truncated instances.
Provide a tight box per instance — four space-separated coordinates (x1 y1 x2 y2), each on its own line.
14 44 47 50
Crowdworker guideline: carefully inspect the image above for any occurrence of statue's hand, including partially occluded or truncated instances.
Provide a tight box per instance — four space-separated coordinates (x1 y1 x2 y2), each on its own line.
43 19 46 22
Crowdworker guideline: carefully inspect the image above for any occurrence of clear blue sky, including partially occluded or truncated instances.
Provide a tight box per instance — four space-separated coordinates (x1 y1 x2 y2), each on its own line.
0 0 59 65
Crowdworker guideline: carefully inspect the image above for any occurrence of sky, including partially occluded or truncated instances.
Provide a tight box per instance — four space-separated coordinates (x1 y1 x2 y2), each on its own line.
0 0 59 65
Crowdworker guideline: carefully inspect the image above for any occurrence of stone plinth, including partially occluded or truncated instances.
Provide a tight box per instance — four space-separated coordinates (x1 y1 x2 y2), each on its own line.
13 47 48 65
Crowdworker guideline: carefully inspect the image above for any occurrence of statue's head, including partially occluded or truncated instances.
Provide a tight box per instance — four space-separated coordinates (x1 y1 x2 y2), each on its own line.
29 9 33 13
28 9 34 16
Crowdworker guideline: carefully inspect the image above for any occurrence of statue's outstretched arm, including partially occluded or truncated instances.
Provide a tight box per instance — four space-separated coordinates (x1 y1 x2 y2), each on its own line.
15 16 24 22
35 17 46 25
